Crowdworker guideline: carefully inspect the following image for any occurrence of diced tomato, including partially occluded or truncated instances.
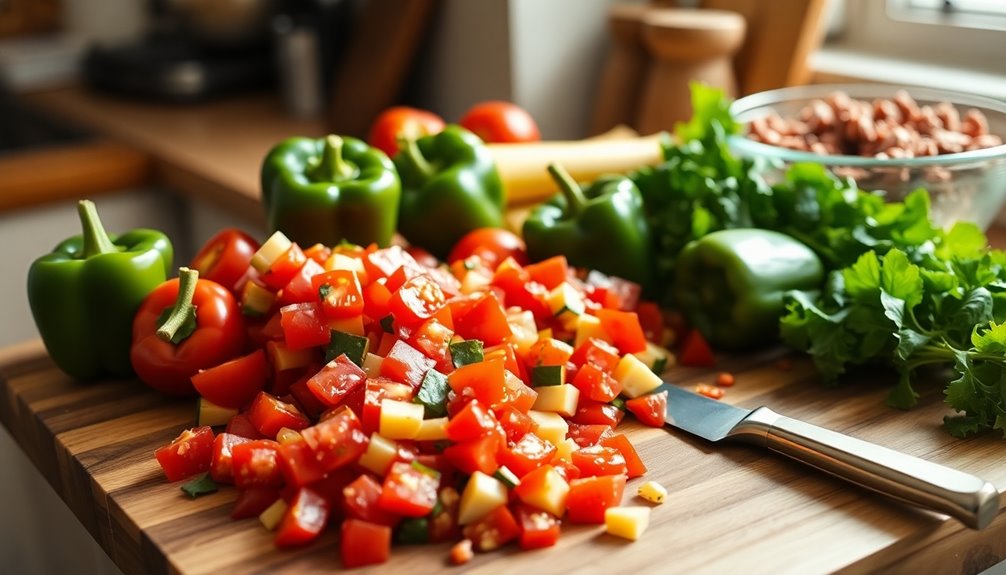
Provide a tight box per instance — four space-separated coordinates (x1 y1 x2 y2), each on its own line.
380 340 435 389
309 467 357 507
155 426 215 482
445 399 499 442
260 244 307 291
569 337 621 372
600 433 647 479
311 269 365 319
364 245 417 280
288 375 328 420
571 445 628 477
571 400 624 427
498 369 538 413
306 354 367 408
231 486 281 519
565 473 627 524
571 362 622 403
225 413 264 439
230 439 283 489
363 281 393 322
492 259 551 320
595 309 647 354
280 302 331 350
342 473 401 527
462 505 520 552
387 274 446 329
447 357 506 406
191 349 269 409
449 539 474 565
247 391 311 438
360 377 415 434
498 432 556 478
210 432 252 484
625 389 668 427
341 519 392 568
378 461 440 517
408 317 454 364
679 329 716 367
696 383 725 400
484 343 525 382
277 258 325 307
442 435 499 476
302 243 332 265
275 487 329 548
636 300 666 343
277 439 327 487
515 503 561 550
524 255 568 290
299 408 369 473
453 291 512 346
552 459 582 483
565 423 614 448
526 337 574 369
493 404 538 444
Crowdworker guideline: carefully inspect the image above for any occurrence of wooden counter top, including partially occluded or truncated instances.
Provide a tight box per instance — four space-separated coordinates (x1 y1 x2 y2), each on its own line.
23 86 325 224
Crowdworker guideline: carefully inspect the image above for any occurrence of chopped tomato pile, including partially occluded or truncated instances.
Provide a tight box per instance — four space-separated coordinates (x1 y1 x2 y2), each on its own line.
154 228 674 568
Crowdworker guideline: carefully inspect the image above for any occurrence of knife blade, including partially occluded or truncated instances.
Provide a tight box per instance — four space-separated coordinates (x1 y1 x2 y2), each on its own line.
656 383 1001 530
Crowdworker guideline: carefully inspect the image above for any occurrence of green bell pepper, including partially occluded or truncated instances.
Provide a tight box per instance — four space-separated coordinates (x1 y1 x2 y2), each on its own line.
261 134 401 248
27 200 173 379
674 228 823 351
394 125 505 259
522 163 654 292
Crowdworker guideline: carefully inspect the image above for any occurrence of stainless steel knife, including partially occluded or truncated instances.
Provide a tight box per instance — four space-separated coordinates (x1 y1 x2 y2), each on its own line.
657 383 1001 530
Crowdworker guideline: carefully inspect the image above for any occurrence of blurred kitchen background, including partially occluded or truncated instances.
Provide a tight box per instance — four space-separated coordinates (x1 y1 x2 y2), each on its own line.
0 0 1004 573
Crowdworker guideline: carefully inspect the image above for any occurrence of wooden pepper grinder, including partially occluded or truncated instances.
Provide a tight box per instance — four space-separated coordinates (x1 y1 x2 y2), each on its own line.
589 3 651 136
636 8 746 134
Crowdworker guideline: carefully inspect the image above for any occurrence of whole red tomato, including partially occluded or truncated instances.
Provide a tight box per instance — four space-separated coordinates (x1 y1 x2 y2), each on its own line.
368 106 446 158
131 268 246 396
447 228 529 270
459 101 541 144
189 228 260 293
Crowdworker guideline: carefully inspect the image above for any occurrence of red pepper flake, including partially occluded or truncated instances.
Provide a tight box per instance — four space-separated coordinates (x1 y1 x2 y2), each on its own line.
715 372 735 387
696 383 724 400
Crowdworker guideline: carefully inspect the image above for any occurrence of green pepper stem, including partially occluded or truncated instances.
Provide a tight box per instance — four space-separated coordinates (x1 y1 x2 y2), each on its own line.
397 136 436 179
78 199 118 258
157 267 198 344
308 135 357 182
546 163 588 217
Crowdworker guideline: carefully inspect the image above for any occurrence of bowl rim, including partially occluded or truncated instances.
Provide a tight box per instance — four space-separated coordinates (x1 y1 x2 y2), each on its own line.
728 83 1006 168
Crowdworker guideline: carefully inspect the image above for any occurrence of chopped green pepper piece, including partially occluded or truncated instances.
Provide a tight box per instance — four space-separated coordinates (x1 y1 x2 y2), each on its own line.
180 473 218 498
414 369 450 418
326 330 369 365
449 340 484 368
380 314 396 334
396 517 430 545
410 459 441 479
651 356 668 374
531 365 565 387
610 397 626 411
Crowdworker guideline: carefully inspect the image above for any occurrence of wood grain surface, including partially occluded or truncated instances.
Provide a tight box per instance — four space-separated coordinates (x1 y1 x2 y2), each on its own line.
1 338 1004 575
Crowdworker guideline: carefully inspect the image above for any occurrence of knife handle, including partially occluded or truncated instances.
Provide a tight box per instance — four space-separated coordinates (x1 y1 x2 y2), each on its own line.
731 407 1000 530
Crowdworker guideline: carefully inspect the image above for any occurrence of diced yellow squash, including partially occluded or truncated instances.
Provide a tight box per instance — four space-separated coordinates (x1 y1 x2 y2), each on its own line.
637 481 668 504
275 427 303 445
458 471 508 525
259 498 288 531
604 506 651 541
574 313 611 348
614 353 663 398
362 352 384 377
358 433 399 476
531 384 580 417
324 252 366 274
267 340 314 372
414 417 449 441
537 327 553 340
527 410 568 447
328 314 365 337
196 397 237 427
516 465 569 517
460 270 492 294
251 231 292 273
554 438 578 463
546 282 585 325
633 342 675 374
379 399 425 440
241 281 276 317
507 309 539 357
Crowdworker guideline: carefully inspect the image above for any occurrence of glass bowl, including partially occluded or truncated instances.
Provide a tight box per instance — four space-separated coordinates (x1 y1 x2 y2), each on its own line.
729 84 1006 230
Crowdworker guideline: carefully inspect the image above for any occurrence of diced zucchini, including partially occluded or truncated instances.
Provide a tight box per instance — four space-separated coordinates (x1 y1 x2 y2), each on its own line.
326 330 370 365
614 353 663 398
324 252 366 274
633 342 674 374
266 340 314 371
259 498 288 531
574 313 611 348
604 506 651 541
460 270 492 294
531 384 580 417
527 410 569 447
414 417 449 441
379 398 425 440
506 309 539 357
458 471 508 525
515 466 569 517
379 314 395 334
358 433 399 476
450 340 484 368
196 397 238 427
275 427 303 444
250 231 292 273
531 364 566 387
328 314 365 337
493 466 521 489
547 282 585 325
637 481 668 504
414 369 450 418
241 281 276 317
180 473 218 498
395 517 430 545
362 352 384 377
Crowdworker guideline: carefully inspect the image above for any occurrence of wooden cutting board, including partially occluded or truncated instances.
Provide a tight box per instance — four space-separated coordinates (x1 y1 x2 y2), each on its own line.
1 338 1004 575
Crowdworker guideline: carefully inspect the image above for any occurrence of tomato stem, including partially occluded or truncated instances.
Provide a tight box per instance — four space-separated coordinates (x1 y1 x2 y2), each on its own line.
397 136 436 179
308 134 357 182
78 199 118 258
547 163 587 218
157 267 199 344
